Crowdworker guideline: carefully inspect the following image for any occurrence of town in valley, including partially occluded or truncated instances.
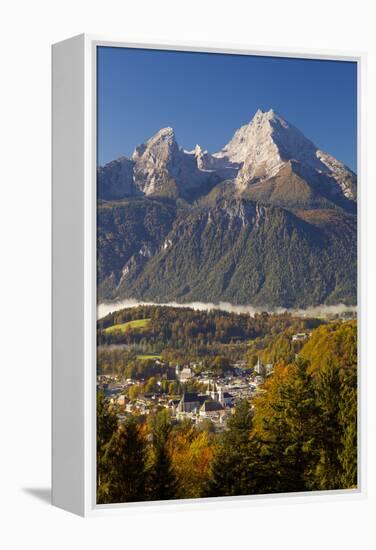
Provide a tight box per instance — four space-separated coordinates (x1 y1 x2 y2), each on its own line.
97 305 353 432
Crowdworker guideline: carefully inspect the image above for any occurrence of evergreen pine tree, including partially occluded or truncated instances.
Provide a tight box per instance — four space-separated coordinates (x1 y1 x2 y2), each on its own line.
96 391 118 501
338 365 357 488
257 359 319 493
98 417 149 504
312 361 343 490
206 399 254 497
149 409 177 500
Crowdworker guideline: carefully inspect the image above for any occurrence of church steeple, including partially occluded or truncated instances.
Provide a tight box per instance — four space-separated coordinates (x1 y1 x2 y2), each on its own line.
255 356 262 374
218 385 224 405
212 382 219 402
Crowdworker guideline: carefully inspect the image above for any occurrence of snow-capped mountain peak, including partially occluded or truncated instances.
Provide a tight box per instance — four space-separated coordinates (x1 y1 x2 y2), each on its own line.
215 108 319 184
98 108 356 204
214 109 356 200
132 127 178 161
130 127 180 194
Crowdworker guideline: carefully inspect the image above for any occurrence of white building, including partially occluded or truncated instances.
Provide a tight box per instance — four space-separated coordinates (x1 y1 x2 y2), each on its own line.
176 365 194 382
292 332 308 341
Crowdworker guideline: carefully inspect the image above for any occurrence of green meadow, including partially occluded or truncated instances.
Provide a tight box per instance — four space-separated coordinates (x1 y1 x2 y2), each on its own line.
103 318 151 335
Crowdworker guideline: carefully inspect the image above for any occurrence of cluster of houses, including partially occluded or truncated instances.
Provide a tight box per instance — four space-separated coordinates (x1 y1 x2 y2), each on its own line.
97 357 274 430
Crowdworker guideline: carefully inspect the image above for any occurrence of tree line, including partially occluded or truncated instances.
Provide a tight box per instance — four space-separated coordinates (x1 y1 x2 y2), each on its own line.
97 305 323 348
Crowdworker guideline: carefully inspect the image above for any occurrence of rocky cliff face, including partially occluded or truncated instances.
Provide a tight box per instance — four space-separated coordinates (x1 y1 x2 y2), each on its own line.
97 156 137 200
232 110 356 206
98 109 356 211
97 109 357 308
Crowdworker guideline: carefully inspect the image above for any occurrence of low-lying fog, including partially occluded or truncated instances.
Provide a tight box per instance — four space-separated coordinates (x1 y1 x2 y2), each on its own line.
97 299 356 320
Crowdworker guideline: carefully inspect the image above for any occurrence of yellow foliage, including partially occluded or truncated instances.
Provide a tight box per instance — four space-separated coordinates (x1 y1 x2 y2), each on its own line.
168 427 216 499
300 320 357 374
252 360 295 434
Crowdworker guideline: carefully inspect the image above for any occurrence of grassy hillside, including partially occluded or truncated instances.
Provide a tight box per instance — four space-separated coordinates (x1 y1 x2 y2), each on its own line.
103 318 151 335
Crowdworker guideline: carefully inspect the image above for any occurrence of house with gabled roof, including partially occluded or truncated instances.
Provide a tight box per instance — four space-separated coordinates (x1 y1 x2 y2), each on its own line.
177 392 205 413
199 399 225 418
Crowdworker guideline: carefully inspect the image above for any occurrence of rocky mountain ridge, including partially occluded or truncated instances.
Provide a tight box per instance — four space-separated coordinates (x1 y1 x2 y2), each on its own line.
98 109 356 209
97 109 357 308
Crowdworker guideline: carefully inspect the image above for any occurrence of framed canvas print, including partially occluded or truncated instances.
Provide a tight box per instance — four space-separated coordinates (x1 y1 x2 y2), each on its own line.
52 35 365 516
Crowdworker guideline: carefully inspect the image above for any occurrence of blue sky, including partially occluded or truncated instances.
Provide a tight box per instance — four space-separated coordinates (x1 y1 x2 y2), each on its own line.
97 47 357 172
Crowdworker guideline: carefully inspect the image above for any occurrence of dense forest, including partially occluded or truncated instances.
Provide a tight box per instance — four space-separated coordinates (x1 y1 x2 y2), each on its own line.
97 306 325 375
97 195 357 308
97 320 357 503
97 305 322 347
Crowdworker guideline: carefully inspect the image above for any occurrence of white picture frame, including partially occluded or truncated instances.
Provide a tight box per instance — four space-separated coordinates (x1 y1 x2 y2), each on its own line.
52 34 366 517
